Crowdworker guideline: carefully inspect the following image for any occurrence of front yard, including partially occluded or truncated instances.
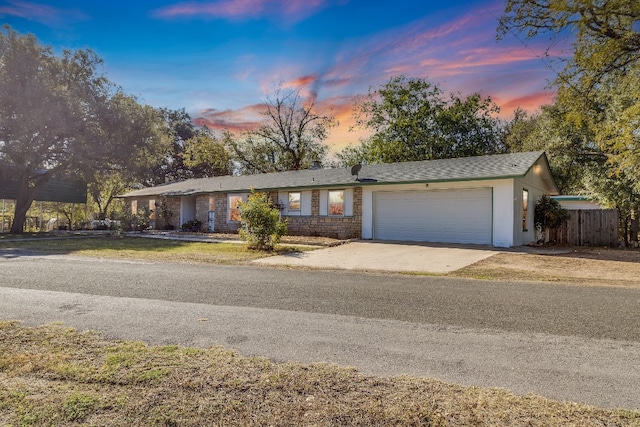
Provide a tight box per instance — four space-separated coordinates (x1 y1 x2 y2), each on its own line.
0 234 316 264
454 247 640 289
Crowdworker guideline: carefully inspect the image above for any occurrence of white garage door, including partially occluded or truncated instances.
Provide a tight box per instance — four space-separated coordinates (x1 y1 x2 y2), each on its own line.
373 188 493 244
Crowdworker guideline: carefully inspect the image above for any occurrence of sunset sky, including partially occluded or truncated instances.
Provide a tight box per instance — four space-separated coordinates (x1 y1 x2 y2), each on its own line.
1 0 566 152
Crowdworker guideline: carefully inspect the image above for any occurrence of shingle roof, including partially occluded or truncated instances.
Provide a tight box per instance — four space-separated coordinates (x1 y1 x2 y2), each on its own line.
120 151 557 198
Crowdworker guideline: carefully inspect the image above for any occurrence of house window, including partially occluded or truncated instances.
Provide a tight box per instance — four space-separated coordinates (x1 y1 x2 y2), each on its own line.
522 189 529 231
228 195 243 222
288 192 301 211
328 190 344 216
149 199 156 220
131 200 137 215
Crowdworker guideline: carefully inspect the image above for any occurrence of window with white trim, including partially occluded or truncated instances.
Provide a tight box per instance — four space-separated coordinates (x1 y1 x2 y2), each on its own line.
288 192 301 211
228 195 243 222
522 189 529 231
149 199 156 221
328 190 344 216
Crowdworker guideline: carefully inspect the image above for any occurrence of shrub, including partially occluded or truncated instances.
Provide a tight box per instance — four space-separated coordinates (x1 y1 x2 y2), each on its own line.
126 206 153 232
238 191 287 250
181 219 202 232
534 194 570 234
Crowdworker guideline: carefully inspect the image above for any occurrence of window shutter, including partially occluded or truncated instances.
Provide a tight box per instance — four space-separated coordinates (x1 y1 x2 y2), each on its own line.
344 188 353 216
319 190 328 216
301 191 312 216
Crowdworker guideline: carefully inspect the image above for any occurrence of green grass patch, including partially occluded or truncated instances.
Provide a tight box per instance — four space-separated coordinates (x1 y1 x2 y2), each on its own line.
0 322 638 426
0 235 313 264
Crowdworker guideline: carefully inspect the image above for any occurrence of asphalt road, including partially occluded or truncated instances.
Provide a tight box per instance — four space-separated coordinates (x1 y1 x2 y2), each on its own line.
1 249 639 409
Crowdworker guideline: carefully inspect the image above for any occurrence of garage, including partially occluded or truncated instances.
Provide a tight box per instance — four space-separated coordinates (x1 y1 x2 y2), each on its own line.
373 188 493 244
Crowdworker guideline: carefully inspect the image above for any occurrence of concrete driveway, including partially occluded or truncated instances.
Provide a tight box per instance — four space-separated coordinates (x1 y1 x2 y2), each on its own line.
254 240 500 273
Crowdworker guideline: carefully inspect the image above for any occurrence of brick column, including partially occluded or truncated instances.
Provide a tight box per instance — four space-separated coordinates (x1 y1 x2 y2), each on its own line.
311 190 320 216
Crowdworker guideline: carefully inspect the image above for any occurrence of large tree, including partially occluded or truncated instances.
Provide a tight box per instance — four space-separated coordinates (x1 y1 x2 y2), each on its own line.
87 93 171 219
148 108 197 185
0 27 168 232
503 105 604 194
339 76 504 166
498 0 640 241
182 127 233 177
499 0 640 178
498 0 639 92
227 86 336 174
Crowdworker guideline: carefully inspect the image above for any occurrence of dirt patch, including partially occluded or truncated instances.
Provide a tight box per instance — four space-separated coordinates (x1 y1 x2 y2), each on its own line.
453 247 640 289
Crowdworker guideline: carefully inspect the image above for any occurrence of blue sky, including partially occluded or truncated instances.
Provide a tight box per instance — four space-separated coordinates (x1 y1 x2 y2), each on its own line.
1 0 564 150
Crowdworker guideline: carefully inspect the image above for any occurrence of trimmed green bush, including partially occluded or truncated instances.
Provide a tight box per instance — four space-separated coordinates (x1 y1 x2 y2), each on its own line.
238 191 287 250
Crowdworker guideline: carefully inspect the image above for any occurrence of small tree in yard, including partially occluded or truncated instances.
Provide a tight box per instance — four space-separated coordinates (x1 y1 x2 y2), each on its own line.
238 191 287 250
534 194 569 243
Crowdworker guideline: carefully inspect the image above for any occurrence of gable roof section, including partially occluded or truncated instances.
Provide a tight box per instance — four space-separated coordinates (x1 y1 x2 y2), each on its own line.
120 151 559 198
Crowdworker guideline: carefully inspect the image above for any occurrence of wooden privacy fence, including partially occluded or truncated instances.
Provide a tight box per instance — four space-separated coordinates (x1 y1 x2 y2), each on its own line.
549 209 618 247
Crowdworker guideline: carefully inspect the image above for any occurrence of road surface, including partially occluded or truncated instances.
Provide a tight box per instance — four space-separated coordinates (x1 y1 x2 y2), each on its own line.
1 249 639 409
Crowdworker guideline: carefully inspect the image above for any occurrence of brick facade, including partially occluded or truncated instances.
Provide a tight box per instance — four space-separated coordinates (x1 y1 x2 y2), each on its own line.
134 187 362 239
130 196 180 230
155 197 181 230
286 188 362 239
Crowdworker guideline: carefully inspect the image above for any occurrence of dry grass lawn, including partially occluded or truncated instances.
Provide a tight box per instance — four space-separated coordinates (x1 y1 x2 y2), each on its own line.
452 247 640 289
1 322 638 427
0 235 314 264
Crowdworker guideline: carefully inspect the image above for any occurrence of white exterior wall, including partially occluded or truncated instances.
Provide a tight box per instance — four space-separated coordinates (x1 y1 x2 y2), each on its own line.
361 179 516 247
512 166 555 246
492 181 515 247
180 196 196 226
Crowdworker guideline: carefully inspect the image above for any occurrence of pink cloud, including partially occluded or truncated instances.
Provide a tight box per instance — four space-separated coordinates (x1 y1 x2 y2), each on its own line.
0 0 87 27
152 0 335 22
193 103 265 133
283 74 317 88
497 91 555 114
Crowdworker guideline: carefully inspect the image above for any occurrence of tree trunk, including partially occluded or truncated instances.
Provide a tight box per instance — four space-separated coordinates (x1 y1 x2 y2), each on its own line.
10 192 34 234
9 170 51 234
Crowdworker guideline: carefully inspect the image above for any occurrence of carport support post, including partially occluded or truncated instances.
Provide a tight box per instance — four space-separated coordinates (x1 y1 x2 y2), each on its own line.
1 199 4 233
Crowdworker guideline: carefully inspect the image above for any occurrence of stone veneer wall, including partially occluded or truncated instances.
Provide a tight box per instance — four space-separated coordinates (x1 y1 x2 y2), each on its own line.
156 197 181 230
130 196 180 230
194 195 210 231
286 187 362 239
141 187 362 239
195 193 238 233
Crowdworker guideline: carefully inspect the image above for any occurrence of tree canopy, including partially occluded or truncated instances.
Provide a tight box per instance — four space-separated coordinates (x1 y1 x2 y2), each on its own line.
498 0 639 91
0 26 169 232
337 76 504 166
499 0 640 242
